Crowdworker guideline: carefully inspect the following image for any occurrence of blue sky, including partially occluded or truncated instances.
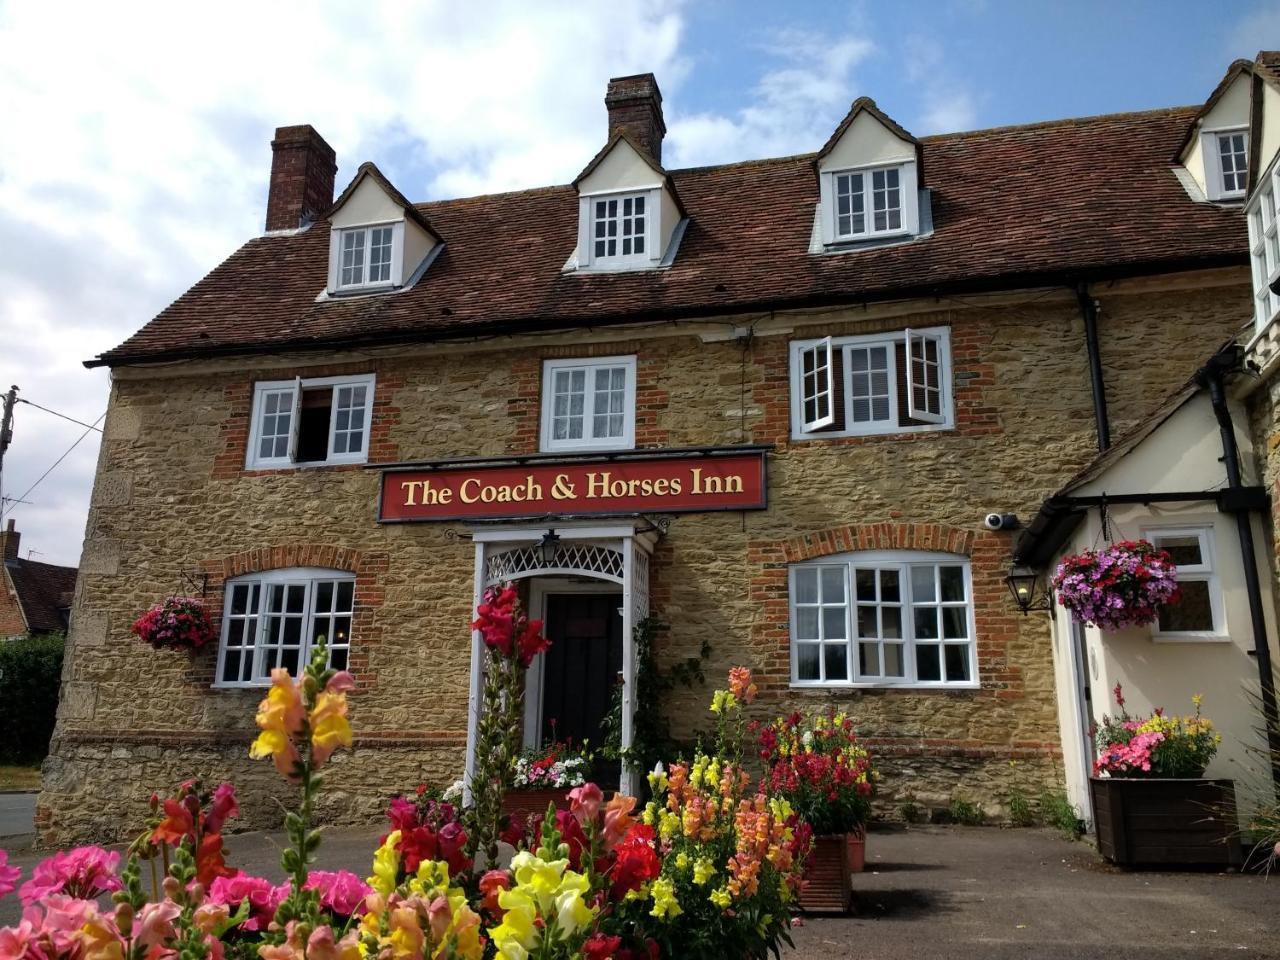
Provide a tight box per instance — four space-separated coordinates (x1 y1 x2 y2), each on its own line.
0 0 1274 566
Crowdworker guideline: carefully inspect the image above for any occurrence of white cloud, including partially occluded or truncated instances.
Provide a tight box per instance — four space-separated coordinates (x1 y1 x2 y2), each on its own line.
0 0 692 567
901 34 979 135
666 28 875 167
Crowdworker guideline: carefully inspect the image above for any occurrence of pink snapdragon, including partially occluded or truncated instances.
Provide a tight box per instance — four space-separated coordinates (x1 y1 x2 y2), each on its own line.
207 874 289 932
18 846 121 905
304 870 372 917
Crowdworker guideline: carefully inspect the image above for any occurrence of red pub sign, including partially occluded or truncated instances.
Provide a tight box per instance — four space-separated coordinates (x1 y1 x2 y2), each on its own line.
378 449 768 522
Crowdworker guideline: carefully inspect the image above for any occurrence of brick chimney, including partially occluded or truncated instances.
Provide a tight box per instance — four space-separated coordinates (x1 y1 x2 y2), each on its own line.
1 519 18 561
265 125 337 232
605 74 666 164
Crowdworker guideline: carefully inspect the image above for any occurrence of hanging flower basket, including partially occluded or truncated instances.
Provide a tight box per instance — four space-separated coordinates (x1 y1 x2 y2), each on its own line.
1051 539 1180 631
131 596 216 651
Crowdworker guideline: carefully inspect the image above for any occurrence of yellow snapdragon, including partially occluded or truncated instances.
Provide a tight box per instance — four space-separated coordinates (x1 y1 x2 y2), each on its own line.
650 877 683 920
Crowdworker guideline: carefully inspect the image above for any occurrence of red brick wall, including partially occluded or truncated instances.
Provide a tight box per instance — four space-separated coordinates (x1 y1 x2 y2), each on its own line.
0 570 27 636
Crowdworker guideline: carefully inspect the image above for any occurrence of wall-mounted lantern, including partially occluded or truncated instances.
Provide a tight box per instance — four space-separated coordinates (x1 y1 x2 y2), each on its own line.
1005 565 1053 616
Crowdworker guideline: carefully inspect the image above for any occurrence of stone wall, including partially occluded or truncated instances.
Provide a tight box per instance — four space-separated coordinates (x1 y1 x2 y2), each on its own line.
41 273 1252 843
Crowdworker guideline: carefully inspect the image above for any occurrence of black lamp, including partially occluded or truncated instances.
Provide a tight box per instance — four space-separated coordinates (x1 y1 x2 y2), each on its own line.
539 529 561 565
1005 565 1052 615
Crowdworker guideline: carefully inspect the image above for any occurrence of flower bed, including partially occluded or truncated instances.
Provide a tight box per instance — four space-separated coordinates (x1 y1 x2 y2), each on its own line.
1052 539 1180 630
0 587 814 959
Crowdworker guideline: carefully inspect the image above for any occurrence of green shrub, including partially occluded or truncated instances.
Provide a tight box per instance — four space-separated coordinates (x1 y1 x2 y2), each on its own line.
898 794 925 824
0 633 65 764
1007 789 1036 827
1039 787 1084 839
948 795 985 826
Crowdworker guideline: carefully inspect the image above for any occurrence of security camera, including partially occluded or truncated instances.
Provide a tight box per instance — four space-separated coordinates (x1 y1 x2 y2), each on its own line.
984 513 1020 531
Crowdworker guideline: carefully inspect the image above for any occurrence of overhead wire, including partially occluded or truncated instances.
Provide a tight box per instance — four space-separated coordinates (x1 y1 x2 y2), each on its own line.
0 411 106 520
16 397 104 433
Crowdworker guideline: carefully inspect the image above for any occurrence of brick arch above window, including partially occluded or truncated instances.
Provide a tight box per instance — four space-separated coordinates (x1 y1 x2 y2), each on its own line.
195 544 390 690
780 522 975 565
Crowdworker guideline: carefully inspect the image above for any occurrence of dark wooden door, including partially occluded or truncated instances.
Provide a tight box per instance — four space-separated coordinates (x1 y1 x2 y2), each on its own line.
539 592 623 788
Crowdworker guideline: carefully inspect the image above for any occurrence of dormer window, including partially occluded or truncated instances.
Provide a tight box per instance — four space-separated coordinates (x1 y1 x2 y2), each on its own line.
571 130 686 274
593 194 647 262
1208 129 1248 199
338 225 396 289
815 99 923 249
324 162 442 297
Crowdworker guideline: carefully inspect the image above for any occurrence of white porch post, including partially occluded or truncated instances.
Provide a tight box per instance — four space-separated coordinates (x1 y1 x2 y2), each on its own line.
463 540 486 805
621 536 637 796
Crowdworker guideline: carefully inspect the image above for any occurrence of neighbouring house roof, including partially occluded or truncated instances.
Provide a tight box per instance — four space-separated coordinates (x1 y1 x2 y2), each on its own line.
90 106 1249 368
4 557 77 633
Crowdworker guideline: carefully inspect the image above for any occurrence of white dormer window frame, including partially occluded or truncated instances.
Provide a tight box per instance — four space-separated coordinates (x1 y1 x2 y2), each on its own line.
820 160 920 245
1203 126 1249 202
577 187 663 271
329 222 405 292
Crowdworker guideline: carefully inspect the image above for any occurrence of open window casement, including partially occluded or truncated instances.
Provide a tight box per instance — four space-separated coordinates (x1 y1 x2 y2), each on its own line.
286 377 303 462
800 337 836 432
905 328 945 424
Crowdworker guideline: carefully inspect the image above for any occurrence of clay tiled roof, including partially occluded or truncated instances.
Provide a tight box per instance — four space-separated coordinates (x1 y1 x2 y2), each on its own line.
91 106 1248 368
4 558 77 633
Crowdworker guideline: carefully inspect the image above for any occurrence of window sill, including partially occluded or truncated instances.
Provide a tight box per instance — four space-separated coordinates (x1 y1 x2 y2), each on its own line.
1150 632 1232 644
538 442 636 455
790 423 955 442
789 681 980 692
244 457 370 472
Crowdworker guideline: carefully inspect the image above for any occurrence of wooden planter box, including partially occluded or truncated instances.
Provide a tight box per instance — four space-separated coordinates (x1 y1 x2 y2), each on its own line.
799 830 864 914
502 788 569 824
1090 777 1242 868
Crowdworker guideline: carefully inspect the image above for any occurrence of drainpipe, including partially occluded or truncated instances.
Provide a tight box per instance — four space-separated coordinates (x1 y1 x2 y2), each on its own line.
1078 282 1111 452
1199 347 1280 788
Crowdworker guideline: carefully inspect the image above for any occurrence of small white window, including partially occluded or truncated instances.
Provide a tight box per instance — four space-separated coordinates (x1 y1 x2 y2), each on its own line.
791 551 976 687
1204 128 1249 201
1149 528 1224 639
336 225 397 290
246 374 375 470
790 327 952 439
540 356 636 452
1248 170 1280 332
216 569 354 687
593 194 647 261
827 163 916 242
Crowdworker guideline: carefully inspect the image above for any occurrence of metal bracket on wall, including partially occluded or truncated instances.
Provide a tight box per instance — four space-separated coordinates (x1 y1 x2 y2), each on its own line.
179 570 209 598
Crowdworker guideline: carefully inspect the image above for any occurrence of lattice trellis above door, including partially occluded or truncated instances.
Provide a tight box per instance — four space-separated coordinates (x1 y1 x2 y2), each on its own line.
485 542 626 585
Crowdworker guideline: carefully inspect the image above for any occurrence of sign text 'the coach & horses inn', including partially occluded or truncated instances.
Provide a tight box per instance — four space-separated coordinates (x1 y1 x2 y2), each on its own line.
378 448 768 523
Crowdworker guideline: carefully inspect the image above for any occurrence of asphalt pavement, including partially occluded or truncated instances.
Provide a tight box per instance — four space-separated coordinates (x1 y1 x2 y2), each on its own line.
1 822 1276 957
0 793 35 844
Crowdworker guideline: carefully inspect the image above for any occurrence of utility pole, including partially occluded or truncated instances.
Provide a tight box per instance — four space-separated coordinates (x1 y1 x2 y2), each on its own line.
0 385 17 517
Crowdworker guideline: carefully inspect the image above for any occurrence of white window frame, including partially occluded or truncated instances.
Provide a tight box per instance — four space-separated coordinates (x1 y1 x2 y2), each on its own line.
789 550 978 689
539 355 637 452
213 567 355 689
246 373 376 470
798 337 836 432
1146 526 1226 642
577 187 662 271
819 160 920 245
789 326 953 439
1247 158 1280 334
1202 126 1249 202
328 222 404 292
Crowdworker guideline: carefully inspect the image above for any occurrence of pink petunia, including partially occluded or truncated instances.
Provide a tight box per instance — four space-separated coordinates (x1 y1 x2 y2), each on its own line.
0 850 20 901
